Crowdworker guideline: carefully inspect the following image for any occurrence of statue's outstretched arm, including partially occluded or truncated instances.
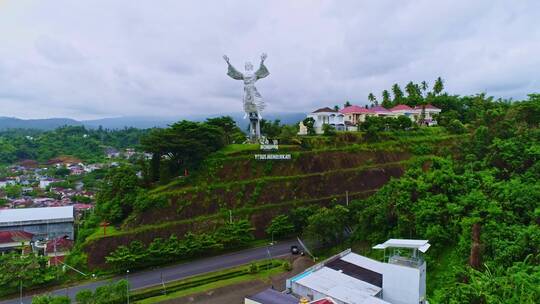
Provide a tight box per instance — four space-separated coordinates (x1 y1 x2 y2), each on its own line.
224 55 243 80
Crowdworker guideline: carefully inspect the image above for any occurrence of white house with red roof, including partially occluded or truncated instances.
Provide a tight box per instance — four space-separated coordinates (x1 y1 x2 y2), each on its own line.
389 104 416 120
371 106 398 117
413 104 441 126
340 106 377 130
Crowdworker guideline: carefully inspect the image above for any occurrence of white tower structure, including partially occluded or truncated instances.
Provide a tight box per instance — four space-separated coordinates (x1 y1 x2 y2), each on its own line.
372 239 430 304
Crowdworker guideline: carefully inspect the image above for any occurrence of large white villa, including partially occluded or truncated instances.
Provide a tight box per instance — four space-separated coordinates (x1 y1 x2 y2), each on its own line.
299 104 441 134
305 107 346 134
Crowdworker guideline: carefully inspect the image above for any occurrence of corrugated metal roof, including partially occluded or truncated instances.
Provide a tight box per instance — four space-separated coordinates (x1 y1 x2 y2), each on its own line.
247 288 299 304
294 267 389 304
0 206 74 224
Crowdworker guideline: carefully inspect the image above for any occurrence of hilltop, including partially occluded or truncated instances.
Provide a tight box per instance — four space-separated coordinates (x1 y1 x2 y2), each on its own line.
81 128 462 267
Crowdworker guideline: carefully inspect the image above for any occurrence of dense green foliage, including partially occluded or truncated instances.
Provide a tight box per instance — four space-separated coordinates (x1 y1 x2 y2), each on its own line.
265 214 295 239
140 120 226 183
95 166 144 224
75 280 128 304
105 220 254 270
32 295 71 304
0 126 147 164
359 115 414 132
342 94 540 303
0 253 60 297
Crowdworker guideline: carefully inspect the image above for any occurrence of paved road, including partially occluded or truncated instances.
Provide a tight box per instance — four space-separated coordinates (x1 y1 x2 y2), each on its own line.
1 240 298 304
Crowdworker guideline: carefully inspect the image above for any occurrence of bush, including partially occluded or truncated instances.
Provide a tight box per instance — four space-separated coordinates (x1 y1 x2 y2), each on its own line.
323 124 337 136
32 295 71 304
248 263 259 274
282 261 292 271
447 119 466 134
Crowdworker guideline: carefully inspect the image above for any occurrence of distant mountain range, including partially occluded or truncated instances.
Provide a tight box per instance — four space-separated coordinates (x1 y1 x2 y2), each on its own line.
0 112 306 131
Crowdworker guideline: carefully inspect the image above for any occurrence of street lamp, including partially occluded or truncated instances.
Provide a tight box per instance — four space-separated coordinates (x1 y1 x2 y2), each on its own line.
126 270 130 304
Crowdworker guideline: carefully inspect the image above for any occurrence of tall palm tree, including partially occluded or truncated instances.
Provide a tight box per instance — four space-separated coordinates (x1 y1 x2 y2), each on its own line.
433 77 444 95
382 90 391 108
367 93 378 106
391 83 404 105
420 81 429 96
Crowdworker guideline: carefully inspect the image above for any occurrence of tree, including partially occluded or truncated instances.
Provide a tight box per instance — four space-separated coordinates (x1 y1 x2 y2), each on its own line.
141 121 226 182
396 115 413 129
433 77 444 95
266 215 295 239
323 124 337 136
0 253 58 298
4 184 22 198
391 83 404 104
368 93 378 106
278 125 299 144
206 116 243 145
260 119 283 139
405 81 422 106
447 119 466 134
302 117 316 135
420 80 429 96
333 105 340 111
305 205 350 245
95 166 142 224
381 90 392 108
76 280 129 304
344 101 352 108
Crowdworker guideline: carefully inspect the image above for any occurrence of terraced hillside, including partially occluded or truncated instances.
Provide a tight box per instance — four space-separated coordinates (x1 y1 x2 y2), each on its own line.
83 130 463 268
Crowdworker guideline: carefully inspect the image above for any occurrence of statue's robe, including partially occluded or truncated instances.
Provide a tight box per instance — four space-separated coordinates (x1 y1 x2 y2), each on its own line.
227 63 269 116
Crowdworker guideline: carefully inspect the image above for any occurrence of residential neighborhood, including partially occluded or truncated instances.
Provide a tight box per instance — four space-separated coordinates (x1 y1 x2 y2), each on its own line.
299 104 441 135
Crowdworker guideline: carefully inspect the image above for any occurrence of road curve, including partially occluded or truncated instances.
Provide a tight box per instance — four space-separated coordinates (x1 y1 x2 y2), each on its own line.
1 240 298 304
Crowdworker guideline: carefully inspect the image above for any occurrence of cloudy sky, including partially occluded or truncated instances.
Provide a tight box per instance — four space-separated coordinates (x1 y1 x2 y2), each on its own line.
0 0 539 119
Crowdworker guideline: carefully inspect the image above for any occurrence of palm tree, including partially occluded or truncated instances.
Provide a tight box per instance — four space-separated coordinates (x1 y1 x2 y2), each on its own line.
381 90 391 108
367 93 378 106
433 77 444 95
420 81 429 96
391 83 404 104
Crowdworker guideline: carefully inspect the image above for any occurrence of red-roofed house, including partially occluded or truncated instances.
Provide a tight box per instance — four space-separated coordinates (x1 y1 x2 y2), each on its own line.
413 104 441 126
371 106 396 117
389 104 419 123
0 230 33 253
340 106 377 130
45 236 74 266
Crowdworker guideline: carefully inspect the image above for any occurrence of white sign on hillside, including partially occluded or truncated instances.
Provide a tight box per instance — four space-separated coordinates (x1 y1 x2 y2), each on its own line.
260 138 279 151
255 138 291 160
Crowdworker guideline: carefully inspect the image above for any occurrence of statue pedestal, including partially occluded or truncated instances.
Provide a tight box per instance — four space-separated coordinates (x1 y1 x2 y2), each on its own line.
248 112 261 143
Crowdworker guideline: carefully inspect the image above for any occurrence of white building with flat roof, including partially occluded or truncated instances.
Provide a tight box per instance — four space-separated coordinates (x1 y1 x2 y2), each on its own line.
287 239 430 304
0 206 74 240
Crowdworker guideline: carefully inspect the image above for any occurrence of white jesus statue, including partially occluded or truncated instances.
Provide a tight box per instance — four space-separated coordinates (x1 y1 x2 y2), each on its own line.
223 53 270 119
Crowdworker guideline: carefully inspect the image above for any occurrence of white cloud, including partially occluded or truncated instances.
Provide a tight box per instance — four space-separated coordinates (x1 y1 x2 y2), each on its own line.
0 0 538 119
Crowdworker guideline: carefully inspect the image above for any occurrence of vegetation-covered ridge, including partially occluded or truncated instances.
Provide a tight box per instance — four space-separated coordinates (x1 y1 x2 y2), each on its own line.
82 130 457 267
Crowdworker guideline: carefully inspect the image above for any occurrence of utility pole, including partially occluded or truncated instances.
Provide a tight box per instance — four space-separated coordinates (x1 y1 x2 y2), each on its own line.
126 270 130 304
19 279 23 304
161 272 166 295
346 190 349 206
